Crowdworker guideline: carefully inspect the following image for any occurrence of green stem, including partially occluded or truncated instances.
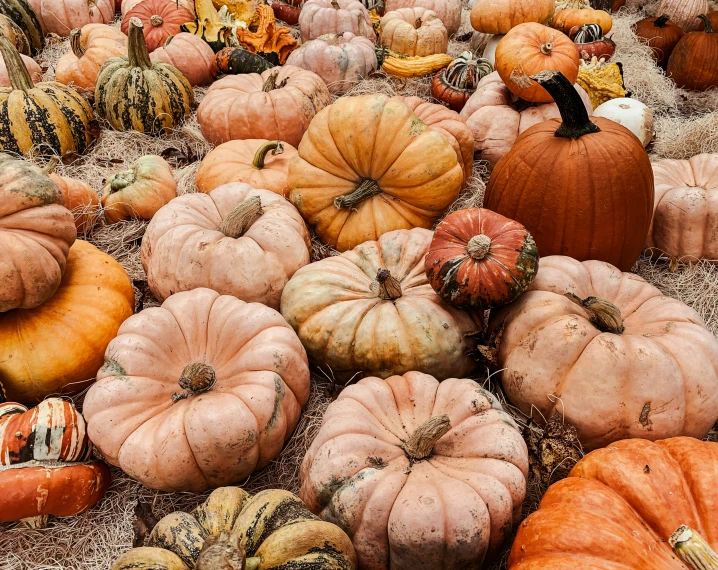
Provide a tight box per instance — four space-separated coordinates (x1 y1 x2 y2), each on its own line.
252 141 283 169
0 36 35 92
109 170 136 193
246 558 261 570
127 17 153 69
334 179 382 210
698 14 713 33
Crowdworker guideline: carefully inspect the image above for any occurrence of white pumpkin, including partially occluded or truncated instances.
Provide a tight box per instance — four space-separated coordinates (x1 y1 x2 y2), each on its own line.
593 98 654 148
482 34 503 66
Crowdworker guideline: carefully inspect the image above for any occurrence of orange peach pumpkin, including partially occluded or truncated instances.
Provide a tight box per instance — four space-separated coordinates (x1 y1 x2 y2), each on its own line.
0 51 40 86
47 169 100 235
379 7 448 57
470 0 554 34
384 0 462 35
29 0 115 36
149 32 217 86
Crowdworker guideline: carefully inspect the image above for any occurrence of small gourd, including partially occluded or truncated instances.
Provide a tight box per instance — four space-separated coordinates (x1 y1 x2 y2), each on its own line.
576 55 627 107
431 51 492 112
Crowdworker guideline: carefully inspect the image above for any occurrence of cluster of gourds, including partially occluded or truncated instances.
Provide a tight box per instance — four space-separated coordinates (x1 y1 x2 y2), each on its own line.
0 0 718 568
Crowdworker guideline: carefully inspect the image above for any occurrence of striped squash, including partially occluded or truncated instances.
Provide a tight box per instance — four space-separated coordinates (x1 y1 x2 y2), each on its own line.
0 0 43 52
0 37 97 157
96 17 194 135
0 13 30 54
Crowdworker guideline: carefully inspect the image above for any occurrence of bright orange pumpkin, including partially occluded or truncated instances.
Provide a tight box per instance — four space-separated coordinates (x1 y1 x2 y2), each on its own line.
121 0 195 52
470 0 554 34
552 7 613 35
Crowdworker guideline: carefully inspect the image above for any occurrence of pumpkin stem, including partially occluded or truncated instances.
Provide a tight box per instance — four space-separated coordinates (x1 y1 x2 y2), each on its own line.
401 415 451 461
196 532 246 570
565 293 624 334
42 157 59 175
253 140 284 169
334 179 382 210
530 70 601 139
698 14 714 33
150 14 164 27
172 363 217 402
219 196 263 238
669 526 718 570
262 69 280 91
69 28 85 57
164 35 175 47
653 14 671 28
109 169 136 193
414 17 422 28
467 234 492 260
127 17 153 70
375 269 402 300
539 42 553 55
0 36 35 92
331 0 340 7
21 515 48 529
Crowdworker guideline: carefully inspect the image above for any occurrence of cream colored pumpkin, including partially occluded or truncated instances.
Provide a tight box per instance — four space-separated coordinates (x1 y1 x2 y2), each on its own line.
379 7 448 57
299 0 375 42
657 0 709 31
29 0 115 36
384 0 462 35
593 98 654 147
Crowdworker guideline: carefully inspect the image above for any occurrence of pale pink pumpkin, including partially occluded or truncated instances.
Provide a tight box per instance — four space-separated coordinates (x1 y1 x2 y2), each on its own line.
379 7 448 57
0 52 41 86
384 0 462 35
299 0 375 43
29 0 115 36
150 33 217 86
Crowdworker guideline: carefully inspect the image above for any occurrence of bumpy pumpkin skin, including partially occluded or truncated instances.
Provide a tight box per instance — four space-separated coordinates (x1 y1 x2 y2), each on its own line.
301 372 529 570
121 0 195 52
666 17 718 91
287 94 464 251
49 171 100 235
470 0 554 34
299 0 375 42
0 0 45 52
0 240 134 403
150 33 217 87
83 288 310 492
509 437 718 570
490 255 718 450
281 228 480 380
379 7 448 57
28 0 115 36
385 0 461 35
0 154 76 313
647 153 718 262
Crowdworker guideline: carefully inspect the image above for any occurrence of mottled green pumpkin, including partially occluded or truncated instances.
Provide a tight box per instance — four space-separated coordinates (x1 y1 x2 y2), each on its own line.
95 17 194 135
111 488 357 570
0 0 42 53
0 37 96 158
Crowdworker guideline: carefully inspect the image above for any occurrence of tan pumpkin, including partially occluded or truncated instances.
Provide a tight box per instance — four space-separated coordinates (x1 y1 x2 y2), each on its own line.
196 139 297 196
44 160 100 235
196 65 332 148
552 8 613 35
490 255 718 451
83 287 310 492
55 24 127 93
102 155 176 224
300 371 529 569
459 70 593 168
647 153 718 263
28 0 115 36
299 0 375 42
471 0 554 35
122 0 194 16
657 0 708 32
121 0 195 52
384 0 461 35
280 228 481 380
149 32 217 86
0 50 40 86
379 7 448 57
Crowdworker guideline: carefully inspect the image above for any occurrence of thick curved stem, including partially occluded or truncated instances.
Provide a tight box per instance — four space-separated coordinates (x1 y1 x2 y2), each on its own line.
42 157 59 175
69 28 85 57
127 17 153 70
252 141 283 169
219 196 263 238
172 363 216 402
565 293 624 334
653 14 671 28
0 36 35 92
698 14 714 33
262 69 280 91
375 269 402 300
670 526 718 570
467 234 491 260
401 415 451 461
333 179 382 210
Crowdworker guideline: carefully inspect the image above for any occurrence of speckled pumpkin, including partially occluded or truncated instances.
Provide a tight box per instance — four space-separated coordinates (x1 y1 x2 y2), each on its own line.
379 7 448 57
0 0 44 52
0 13 29 54
28 0 115 36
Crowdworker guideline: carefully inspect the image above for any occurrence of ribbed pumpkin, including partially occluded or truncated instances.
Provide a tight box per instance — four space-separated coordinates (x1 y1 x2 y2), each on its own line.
699 11 718 30
196 139 298 196
45 160 100 235
593 97 654 147
287 94 463 251
384 0 461 35
0 154 76 313
633 14 684 67
84 287 310 492
0 49 39 85
55 24 128 93
112 487 357 570
379 7 448 57
299 0 375 42
0 240 134 403
552 7 613 34
425 208 539 309
0 38 97 158
0 13 29 54
485 70 653 271
657 0 708 32
121 0 195 52
667 15 718 91
122 0 194 16
470 0 554 34
149 33 217 86
96 18 194 135
0 399 110 528
431 51 492 112
28 0 115 36
0 0 44 52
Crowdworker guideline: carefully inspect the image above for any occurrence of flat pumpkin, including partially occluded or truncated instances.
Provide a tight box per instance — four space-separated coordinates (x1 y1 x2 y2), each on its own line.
431 51 493 113
28 0 115 36
121 0 195 52
379 7 448 57
384 0 461 35
552 7 613 35
470 0 554 34
122 0 194 16
667 14 718 91
657 0 708 32
83 287 310 492
149 33 217 86
299 0 375 42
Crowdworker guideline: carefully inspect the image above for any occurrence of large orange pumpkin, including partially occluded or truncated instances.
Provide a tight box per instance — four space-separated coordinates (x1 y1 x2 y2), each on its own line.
287 94 464 251
121 0 195 52
490 255 718 451
83 287 310 492
300 371 529 570
509 437 718 570
552 7 613 35
470 0 554 34
666 14 718 91
485 70 654 271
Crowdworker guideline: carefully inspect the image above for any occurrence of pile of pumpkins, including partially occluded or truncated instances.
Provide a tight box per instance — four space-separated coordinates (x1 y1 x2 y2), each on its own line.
0 0 718 568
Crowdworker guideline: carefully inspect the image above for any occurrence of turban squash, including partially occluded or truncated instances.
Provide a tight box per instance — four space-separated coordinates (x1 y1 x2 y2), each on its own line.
280 228 480 380
300 372 529 570
83 287 310 492
509 437 718 570
112 487 357 570
0 398 110 528
0 0 44 52
431 51 493 112
28 0 115 36
489 255 718 451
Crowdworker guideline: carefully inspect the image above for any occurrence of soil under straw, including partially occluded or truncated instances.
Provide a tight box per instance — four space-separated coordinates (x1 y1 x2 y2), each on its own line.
2 1 718 568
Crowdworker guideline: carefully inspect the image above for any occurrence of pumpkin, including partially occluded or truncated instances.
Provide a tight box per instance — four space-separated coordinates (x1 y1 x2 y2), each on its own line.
634 14 684 67
495 23 580 103
485 70 653 270
554 0 589 13
552 7 612 34
380 50 452 77
83 287 310 492
490 255 718 450
196 66 331 148
508 437 718 570
646 153 718 263
481 32 502 65
384 0 460 35
431 51 492 112
272 0 300 24
149 33 217 86
101 155 177 224
141 185 309 308
470 0 554 35
576 55 627 108
287 95 463 251
0 153 75 313
196 139 297 196
233 4 298 65
55 24 128 93
299 0 375 42
122 0 194 15
570 23 616 60
0 0 44 52
379 7 447 57
96 18 195 135
0 49 39 85
425 208 539 309
459 71 593 168
657 0 708 32
121 0 195 52
699 11 718 30
28 0 115 36
300 371 529 569
667 15 718 91
111 487 357 570
0 240 134 403
181 0 238 52
214 46 276 74
0 398 110 528
593 97 654 147
285 32 377 94
0 38 96 157
0 13 29 54
44 158 100 235
281 228 480 379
